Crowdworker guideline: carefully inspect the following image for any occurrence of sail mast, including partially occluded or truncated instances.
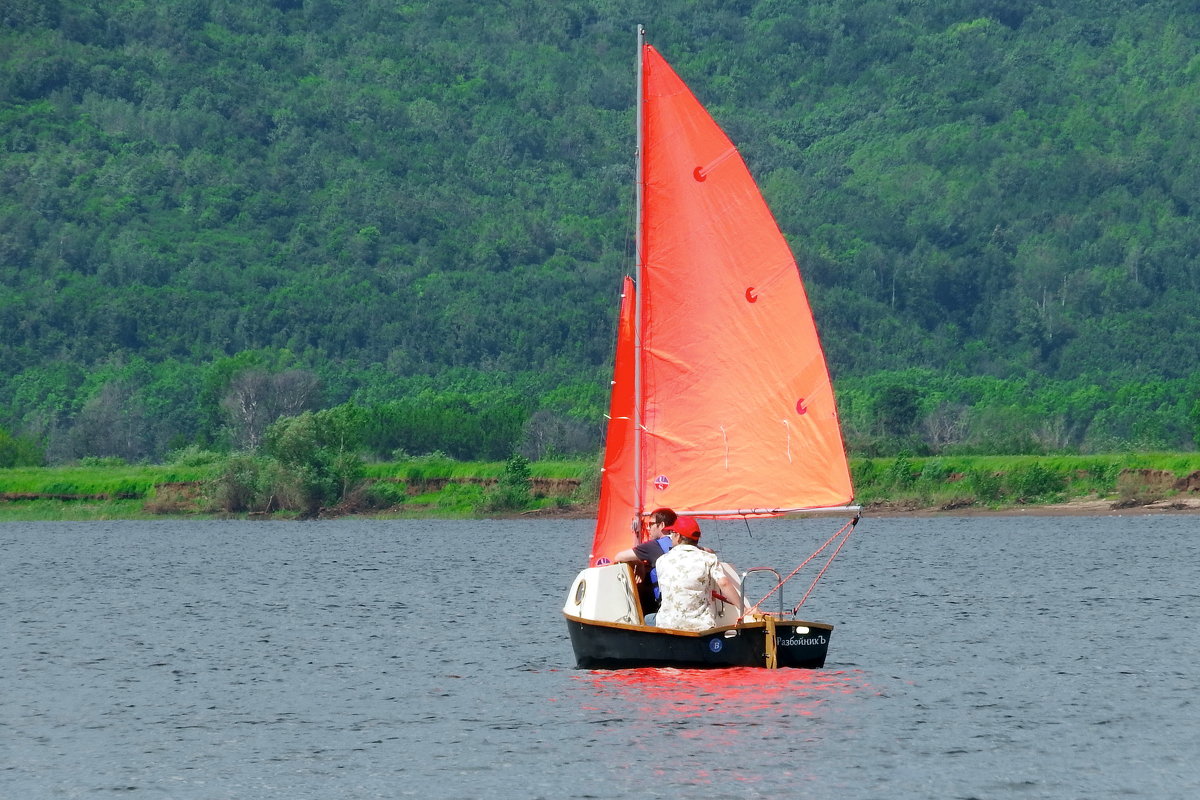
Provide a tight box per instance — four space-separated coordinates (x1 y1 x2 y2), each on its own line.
633 24 646 526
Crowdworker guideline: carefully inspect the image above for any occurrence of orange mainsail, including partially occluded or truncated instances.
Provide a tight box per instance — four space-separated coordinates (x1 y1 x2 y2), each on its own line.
587 42 853 566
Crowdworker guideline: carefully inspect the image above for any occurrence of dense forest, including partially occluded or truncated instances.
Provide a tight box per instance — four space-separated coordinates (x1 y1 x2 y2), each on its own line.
4 0 1200 465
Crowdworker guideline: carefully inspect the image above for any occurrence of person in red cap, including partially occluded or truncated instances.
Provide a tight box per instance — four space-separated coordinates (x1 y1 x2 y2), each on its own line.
647 516 742 631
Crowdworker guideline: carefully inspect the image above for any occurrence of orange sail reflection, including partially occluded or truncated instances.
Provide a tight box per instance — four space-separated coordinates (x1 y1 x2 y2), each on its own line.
572 668 875 788
580 667 868 719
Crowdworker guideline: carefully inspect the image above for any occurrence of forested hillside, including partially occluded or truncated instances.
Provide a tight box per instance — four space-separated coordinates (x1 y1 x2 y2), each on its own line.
4 0 1200 463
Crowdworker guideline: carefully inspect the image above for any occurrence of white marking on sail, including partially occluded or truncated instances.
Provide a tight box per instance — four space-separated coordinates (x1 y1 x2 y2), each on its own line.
695 146 738 180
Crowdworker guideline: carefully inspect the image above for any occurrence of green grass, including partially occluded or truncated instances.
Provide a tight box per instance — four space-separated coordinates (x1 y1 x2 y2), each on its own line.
0 464 219 496
0 498 171 522
361 457 593 482
852 452 1200 509
3 453 1198 520
0 457 594 520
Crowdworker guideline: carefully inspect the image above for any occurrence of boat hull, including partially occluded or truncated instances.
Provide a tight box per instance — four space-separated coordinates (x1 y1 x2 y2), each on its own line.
565 615 832 670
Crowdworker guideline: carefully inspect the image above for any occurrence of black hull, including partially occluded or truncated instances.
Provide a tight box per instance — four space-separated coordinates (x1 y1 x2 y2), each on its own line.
565 616 831 670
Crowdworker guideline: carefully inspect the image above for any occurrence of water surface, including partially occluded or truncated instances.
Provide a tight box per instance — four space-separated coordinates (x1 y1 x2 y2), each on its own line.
2 517 1197 798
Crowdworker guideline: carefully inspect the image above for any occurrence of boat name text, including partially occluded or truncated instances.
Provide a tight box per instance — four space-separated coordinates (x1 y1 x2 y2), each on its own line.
777 635 827 647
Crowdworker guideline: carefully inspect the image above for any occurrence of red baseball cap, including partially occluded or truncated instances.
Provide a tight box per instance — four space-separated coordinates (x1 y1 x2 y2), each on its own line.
666 515 701 541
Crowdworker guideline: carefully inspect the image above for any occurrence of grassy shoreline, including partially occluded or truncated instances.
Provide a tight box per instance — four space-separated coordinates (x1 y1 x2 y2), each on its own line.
3 453 1200 522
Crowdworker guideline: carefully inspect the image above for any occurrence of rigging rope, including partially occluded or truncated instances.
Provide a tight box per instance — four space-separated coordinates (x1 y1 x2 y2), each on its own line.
750 515 860 612
791 515 859 614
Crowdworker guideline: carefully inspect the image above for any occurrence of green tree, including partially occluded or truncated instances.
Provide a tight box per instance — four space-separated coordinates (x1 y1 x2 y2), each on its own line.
0 427 44 467
874 383 923 437
263 407 366 516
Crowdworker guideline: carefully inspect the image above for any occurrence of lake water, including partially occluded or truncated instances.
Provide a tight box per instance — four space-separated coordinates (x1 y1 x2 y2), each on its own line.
2 516 1198 799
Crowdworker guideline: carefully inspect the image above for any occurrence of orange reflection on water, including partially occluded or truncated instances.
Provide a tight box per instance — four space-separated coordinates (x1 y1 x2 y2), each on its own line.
572 668 872 789
579 666 868 719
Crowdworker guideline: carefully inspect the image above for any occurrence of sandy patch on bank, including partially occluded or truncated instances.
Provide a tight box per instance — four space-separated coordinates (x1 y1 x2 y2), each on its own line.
864 496 1200 518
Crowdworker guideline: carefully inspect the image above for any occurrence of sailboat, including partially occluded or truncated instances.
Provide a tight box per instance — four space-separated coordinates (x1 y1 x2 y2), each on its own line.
562 27 861 670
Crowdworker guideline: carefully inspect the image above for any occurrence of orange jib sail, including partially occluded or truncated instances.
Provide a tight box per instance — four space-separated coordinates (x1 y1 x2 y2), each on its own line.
636 45 852 516
589 277 638 566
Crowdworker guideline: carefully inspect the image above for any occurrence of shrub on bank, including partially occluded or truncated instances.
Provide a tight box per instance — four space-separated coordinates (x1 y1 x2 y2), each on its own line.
480 454 534 512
